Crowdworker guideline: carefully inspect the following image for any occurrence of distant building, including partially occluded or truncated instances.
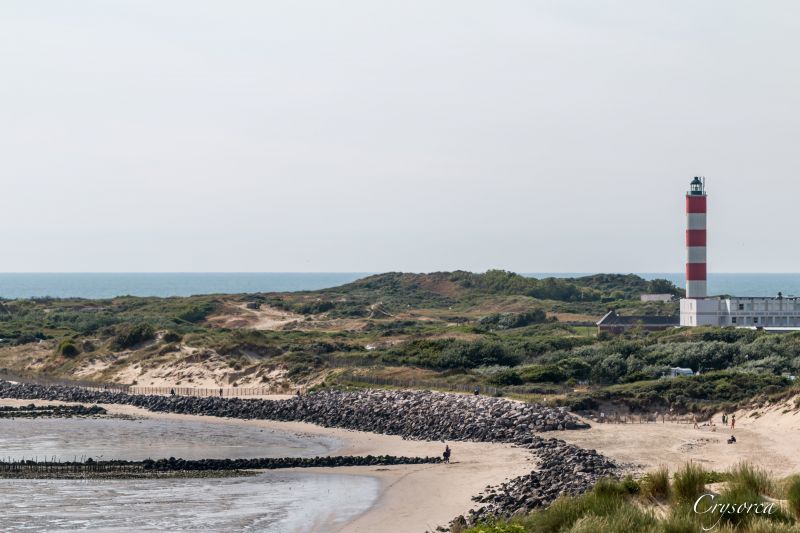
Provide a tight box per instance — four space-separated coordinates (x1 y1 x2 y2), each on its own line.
597 310 679 334
681 294 800 327
640 294 674 302
669 367 694 377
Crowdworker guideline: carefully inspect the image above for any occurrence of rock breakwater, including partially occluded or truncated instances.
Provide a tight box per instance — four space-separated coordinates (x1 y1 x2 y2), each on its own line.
0 382 586 443
460 437 617 526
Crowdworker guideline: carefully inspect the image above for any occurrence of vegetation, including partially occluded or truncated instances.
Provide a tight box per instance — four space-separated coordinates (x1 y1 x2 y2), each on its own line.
462 463 800 533
0 271 796 414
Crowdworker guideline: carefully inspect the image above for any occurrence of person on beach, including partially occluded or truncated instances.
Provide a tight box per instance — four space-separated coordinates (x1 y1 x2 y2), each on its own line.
219 388 223 397
473 387 480 396
727 435 737 444
731 414 736 430
443 445 451 463
170 388 175 396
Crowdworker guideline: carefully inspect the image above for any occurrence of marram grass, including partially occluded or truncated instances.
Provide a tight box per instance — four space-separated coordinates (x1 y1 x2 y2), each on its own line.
463 463 800 533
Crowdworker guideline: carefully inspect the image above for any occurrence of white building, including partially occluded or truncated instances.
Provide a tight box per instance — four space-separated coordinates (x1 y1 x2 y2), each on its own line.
680 294 800 327
640 294 674 302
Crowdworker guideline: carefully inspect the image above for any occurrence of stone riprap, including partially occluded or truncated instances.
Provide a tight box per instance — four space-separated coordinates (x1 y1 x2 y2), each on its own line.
0 382 586 443
458 437 618 526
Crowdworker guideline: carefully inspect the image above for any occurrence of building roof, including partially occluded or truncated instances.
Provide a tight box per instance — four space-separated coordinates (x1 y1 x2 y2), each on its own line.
597 310 680 327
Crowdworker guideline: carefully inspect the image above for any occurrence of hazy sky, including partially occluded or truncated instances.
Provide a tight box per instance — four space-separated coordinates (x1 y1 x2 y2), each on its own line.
3 1 799 273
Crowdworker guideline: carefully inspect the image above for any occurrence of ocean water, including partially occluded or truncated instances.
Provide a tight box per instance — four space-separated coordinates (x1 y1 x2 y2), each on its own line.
0 272 798 299
0 273 369 299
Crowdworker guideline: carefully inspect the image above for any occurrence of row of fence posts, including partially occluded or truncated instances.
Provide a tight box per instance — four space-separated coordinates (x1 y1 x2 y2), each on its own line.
0 460 144 474
0 369 502 398
0 370 290 398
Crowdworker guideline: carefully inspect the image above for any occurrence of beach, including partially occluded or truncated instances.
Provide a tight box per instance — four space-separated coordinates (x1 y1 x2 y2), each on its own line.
0 398 534 532
558 400 800 478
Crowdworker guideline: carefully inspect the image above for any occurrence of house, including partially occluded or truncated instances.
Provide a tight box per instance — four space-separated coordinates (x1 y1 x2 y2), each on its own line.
669 367 694 377
596 310 679 334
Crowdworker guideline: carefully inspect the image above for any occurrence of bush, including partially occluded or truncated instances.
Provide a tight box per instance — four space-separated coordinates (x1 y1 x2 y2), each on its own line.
787 475 800 518
55 339 80 358
728 462 774 497
163 331 182 343
519 365 567 383
642 465 671 501
488 369 523 386
111 323 155 350
386 339 521 370
176 302 218 323
672 463 706 504
478 310 547 330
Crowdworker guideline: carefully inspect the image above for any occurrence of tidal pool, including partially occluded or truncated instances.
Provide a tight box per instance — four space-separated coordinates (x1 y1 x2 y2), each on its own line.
0 417 378 531
0 417 340 461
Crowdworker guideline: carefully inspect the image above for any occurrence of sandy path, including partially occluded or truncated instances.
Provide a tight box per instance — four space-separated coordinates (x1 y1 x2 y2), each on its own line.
0 398 534 533
559 400 800 478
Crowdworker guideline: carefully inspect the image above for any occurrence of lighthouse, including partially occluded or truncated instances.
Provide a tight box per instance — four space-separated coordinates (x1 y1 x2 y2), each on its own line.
685 177 707 298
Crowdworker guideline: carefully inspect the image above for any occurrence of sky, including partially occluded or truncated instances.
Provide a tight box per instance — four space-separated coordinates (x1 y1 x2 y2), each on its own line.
2 1 800 273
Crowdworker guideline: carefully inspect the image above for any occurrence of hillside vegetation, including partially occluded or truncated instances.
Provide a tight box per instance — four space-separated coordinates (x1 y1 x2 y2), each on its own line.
0 271 793 413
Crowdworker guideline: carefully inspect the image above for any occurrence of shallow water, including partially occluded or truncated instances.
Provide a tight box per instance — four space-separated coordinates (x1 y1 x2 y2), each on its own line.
0 417 378 532
0 472 379 532
0 417 340 461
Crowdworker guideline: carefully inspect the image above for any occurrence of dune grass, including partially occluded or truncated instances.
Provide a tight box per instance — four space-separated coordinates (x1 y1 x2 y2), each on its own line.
463 463 800 533
672 462 707 505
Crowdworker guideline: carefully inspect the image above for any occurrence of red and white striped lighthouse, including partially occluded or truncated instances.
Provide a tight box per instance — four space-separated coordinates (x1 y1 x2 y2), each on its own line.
685 177 707 298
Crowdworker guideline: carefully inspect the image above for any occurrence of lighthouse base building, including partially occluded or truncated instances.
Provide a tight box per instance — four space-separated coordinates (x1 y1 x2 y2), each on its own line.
678 177 800 330
680 296 800 328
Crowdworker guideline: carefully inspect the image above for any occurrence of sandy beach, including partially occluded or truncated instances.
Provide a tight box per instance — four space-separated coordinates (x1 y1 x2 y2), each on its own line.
558 398 800 478
0 398 534 533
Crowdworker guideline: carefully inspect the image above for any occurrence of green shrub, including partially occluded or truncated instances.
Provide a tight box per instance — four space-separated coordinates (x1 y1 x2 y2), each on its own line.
55 339 80 358
478 310 547 330
785 475 800 518
162 331 182 343
672 463 706 504
489 369 523 386
111 323 155 350
519 365 567 383
642 465 671 501
728 462 774 497
176 302 218 323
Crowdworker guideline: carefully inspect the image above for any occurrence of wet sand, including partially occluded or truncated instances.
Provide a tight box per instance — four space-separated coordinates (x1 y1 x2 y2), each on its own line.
0 398 535 532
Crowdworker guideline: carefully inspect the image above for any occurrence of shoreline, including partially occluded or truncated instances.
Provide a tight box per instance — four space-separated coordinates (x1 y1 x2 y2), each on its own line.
0 398 535 533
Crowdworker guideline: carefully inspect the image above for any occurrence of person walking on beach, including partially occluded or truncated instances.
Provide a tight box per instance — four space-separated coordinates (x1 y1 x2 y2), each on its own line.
731 414 736 430
443 445 451 463
219 388 223 397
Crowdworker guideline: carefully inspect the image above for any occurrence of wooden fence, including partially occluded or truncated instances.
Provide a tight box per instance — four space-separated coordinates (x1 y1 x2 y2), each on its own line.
0 370 290 398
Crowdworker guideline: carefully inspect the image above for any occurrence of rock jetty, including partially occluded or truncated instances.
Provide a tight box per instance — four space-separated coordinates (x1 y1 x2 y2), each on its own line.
460 437 617 526
0 382 586 443
0 454 440 479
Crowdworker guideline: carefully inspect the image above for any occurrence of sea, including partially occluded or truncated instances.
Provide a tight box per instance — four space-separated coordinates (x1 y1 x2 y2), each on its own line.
0 272 798 299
